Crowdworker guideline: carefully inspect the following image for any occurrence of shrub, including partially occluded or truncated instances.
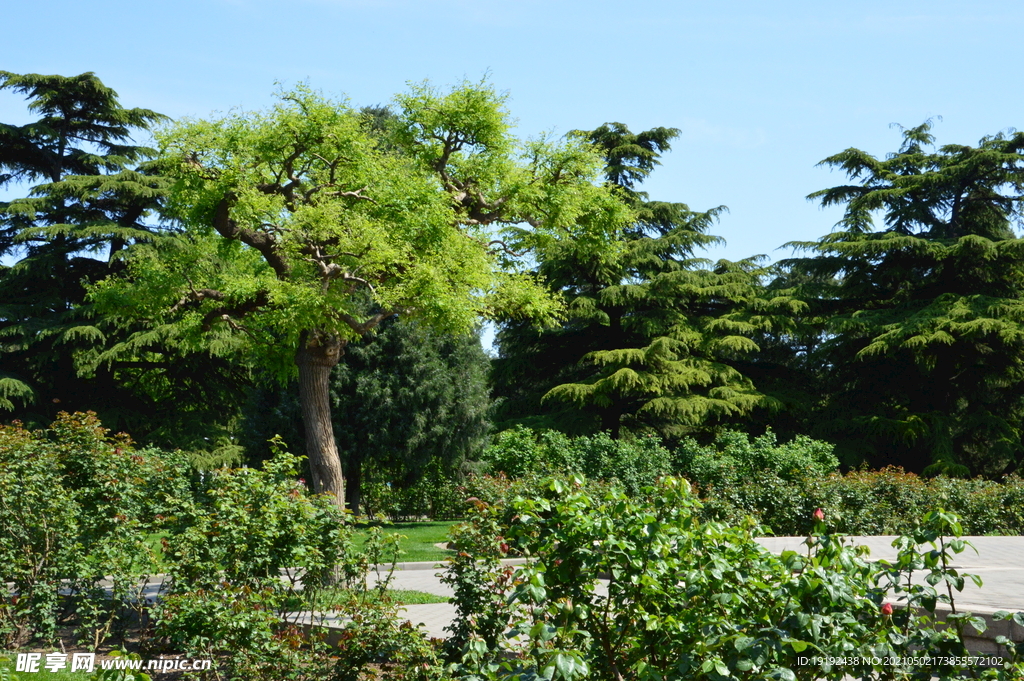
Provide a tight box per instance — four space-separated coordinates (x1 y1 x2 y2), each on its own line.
480 427 672 496
479 427 548 480
0 412 190 649
361 459 467 521
677 431 1024 536
445 477 1024 680
152 441 446 680
690 464 1024 537
676 429 839 488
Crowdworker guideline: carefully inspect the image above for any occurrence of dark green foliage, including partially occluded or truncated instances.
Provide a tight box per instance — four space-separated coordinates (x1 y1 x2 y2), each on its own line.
360 460 468 520
0 71 168 423
492 123 797 439
583 122 679 192
333 318 491 512
0 71 256 457
778 121 1024 476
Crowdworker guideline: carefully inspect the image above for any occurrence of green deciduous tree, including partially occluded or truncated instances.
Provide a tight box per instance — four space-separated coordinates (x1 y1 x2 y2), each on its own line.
782 121 1024 476
0 71 167 421
91 81 627 506
492 123 796 439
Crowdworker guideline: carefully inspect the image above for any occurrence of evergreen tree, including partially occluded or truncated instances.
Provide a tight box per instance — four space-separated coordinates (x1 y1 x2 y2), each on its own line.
782 121 1024 476
0 72 247 449
331 318 490 513
0 71 166 423
492 124 795 439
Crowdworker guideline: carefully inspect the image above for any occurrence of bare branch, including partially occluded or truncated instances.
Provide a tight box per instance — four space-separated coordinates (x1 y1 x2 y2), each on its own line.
341 272 376 294
199 290 271 331
326 186 376 203
488 239 524 258
169 287 226 314
338 308 396 335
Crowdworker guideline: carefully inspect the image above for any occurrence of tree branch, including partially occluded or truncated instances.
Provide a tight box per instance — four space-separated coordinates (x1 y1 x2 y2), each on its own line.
487 239 524 257
338 308 398 335
199 290 271 331
213 194 291 278
169 287 226 314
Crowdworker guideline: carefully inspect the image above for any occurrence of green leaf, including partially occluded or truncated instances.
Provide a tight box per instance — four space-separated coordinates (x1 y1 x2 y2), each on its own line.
554 653 575 680
734 635 756 651
786 639 810 653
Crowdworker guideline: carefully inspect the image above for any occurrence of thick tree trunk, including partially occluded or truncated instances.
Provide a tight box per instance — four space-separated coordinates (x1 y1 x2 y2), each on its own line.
295 331 347 510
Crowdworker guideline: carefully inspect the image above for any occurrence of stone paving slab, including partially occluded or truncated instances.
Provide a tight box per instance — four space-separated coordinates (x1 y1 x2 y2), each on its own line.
285 603 460 643
755 536 1024 613
368 568 455 598
397 603 460 639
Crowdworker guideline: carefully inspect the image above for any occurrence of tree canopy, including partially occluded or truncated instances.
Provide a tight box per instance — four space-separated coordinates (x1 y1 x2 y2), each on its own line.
4 71 1023 480
779 121 1024 476
0 71 170 426
492 123 798 439
90 81 630 504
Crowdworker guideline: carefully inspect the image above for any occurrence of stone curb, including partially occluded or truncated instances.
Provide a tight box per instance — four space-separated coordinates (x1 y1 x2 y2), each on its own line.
369 557 529 572
917 604 1024 656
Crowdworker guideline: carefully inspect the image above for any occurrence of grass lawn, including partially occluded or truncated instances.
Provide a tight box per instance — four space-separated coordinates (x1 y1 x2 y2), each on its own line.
356 521 458 563
145 520 458 570
144 531 169 569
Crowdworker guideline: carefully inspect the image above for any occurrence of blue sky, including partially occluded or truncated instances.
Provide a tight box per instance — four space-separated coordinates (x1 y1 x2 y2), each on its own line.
3 0 1022 265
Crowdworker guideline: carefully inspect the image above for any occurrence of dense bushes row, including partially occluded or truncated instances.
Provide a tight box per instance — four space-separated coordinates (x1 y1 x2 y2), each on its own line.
5 413 1024 680
479 427 1024 536
480 427 672 496
694 465 1024 537
359 427 671 520
679 431 1024 536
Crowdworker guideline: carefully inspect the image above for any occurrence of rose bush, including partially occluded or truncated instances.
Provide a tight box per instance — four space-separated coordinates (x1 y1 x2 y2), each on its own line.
444 475 1024 681
0 413 190 649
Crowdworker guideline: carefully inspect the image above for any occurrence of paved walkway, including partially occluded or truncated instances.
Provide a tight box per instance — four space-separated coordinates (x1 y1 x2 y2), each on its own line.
756 536 1024 612
368 536 1024 639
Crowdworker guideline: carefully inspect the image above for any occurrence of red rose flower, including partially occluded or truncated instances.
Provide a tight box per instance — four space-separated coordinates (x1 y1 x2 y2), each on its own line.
881 603 893 616
813 508 825 522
